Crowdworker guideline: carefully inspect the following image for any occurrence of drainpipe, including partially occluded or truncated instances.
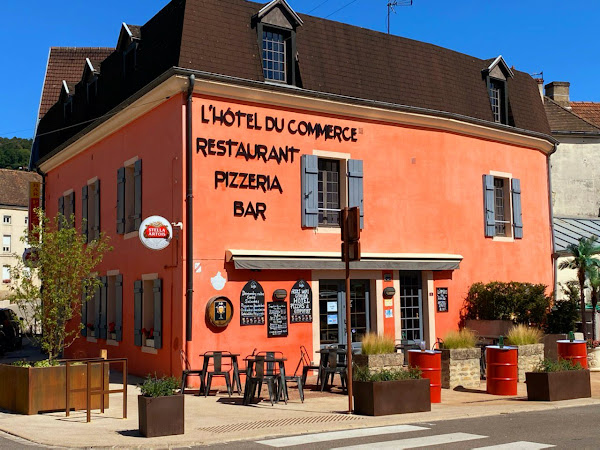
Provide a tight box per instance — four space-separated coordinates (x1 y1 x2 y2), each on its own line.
547 144 558 301
185 75 195 345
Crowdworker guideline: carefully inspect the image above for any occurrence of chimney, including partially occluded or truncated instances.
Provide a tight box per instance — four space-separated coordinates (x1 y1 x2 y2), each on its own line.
545 81 570 108
535 77 544 101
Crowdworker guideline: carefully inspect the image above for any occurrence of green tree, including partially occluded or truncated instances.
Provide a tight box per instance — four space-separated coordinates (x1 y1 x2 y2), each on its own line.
8 211 111 361
0 137 32 169
588 267 600 341
558 236 600 340
546 281 581 334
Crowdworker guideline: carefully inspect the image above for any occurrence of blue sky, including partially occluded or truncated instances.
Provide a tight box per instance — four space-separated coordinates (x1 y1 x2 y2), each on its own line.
1 0 598 139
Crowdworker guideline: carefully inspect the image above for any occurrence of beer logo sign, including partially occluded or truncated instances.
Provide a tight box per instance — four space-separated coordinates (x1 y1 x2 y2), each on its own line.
139 216 173 250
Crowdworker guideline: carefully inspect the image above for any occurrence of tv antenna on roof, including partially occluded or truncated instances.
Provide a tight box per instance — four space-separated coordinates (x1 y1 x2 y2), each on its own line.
387 1 413 34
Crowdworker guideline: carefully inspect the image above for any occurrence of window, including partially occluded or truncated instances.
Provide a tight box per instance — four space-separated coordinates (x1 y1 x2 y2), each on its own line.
2 235 10 253
24 216 28 225
134 278 163 349
262 30 287 82
301 155 364 229
58 192 75 228
483 174 523 239
3 215 10 224
82 180 100 242
117 160 142 234
2 265 10 283
318 159 341 226
86 285 98 338
489 79 504 124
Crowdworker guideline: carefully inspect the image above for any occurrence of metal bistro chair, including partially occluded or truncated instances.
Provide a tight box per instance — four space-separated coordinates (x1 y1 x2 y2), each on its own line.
320 349 347 391
245 356 281 405
180 350 205 395
204 351 233 397
298 345 321 386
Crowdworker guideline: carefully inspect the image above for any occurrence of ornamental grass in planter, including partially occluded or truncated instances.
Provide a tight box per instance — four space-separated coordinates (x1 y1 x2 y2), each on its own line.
525 359 590 401
353 366 430 416
440 329 481 389
507 325 544 382
354 333 403 373
138 374 184 437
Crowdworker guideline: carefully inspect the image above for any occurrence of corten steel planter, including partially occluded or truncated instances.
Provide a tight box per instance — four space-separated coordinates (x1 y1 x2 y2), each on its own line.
0 363 109 415
353 353 404 372
465 320 513 337
353 378 430 416
525 370 591 401
138 394 184 437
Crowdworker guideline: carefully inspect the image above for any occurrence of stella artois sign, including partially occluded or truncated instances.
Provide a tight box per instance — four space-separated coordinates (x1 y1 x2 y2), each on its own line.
139 216 173 250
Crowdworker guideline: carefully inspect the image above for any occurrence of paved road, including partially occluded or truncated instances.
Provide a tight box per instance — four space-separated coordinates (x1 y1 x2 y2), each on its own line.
198 405 600 449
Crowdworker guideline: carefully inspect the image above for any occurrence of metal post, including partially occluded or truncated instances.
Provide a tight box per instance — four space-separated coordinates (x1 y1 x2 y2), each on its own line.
345 242 353 414
123 359 127 419
86 361 91 423
65 362 70 417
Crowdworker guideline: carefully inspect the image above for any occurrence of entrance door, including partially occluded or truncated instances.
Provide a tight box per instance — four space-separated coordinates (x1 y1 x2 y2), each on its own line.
319 280 370 348
399 272 423 344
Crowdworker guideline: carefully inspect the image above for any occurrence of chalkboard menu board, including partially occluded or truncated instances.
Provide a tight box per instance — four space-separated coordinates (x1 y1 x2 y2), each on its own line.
240 280 265 326
436 287 448 312
267 302 288 337
289 279 312 323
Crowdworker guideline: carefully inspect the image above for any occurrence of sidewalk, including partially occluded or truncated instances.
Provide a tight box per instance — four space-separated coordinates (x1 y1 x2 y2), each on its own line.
0 372 599 449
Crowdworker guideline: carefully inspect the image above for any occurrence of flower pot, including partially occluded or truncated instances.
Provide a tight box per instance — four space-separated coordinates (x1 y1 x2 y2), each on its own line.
588 347 600 372
525 370 591 401
138 394 184 437
441 347 481 389
353 378 430 416
108 332 117 341
145 338 155 348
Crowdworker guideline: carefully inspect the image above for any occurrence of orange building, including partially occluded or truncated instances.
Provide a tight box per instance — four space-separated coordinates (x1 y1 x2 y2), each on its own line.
31 0 555 377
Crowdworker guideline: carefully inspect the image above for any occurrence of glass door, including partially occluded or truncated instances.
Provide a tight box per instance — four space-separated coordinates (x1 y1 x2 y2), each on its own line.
399 272 423 344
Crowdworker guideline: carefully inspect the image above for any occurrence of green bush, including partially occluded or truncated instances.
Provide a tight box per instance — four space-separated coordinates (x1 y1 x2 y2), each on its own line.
11 359 59 368
507 324 543 345
441 328 477 349
461 281 551 326
139 374 180 397
353 365 422 382
360 332 396 355
533 359 584 373
545 282 580 334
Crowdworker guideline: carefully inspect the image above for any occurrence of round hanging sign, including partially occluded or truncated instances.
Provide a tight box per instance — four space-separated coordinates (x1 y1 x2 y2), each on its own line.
139 215 173 250
206 296 234 327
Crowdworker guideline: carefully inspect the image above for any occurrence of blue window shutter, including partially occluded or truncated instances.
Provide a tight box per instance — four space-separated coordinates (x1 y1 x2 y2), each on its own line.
134 160 142 231
81 185 88 241
81 283 87 337
94 280 101 336
153 278 163 349
134 280 143 346
99 276 108 339
483 175 495 237
512 178 523 239
301 154 318 228
115 274 123 342
348 159 364 229
69 192 75 225
94 180 101 238
117 167 125 234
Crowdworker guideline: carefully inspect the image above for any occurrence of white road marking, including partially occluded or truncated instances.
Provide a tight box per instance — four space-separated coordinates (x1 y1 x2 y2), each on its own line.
330 432 487 449
256 425 428 447
473 441 555 449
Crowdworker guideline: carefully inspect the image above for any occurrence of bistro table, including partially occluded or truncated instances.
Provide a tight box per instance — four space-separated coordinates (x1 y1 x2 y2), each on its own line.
243 355 287 405
201 352 243 395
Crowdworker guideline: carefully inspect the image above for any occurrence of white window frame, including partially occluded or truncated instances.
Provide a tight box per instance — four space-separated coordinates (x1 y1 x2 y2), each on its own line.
141 273 158 349
2 235 11 253
489 170 514 242
2 265 10 283
3 215 11 224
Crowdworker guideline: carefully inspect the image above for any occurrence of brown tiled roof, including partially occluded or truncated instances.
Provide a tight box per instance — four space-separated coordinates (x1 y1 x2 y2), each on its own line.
127 24 142 39
0 169 42 208
544 97 600 134
571 102 600 128
38 47 113 119
178 0 551 135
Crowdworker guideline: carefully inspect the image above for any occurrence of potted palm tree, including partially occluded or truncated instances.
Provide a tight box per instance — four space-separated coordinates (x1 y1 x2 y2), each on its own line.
558 236 600 340
138 374 184 437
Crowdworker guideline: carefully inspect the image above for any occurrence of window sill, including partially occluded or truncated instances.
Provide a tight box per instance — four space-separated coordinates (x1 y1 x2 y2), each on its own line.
106 339 119 346
492 235 514 243
124 231 138 240
86 337 97 343
314 227 341 234
141 346 158 354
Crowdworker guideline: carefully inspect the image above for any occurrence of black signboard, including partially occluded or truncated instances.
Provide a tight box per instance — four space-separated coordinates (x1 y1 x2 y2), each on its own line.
436 287 448 312
240 280 265 326
289 279 312 323
267 302 288 337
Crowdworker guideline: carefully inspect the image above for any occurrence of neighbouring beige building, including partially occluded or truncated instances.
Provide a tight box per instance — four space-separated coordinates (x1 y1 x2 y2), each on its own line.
0 169 41 313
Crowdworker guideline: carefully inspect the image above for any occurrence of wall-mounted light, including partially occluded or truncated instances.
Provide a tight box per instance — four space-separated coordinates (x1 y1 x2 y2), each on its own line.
273 289 287 301
383 287 396 298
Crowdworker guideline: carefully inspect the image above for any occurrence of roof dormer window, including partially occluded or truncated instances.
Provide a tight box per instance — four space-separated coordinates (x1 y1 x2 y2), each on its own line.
255 0 303 86
483 56 514 125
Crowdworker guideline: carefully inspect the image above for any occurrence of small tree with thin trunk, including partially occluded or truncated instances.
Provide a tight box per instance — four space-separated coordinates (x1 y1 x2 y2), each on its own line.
558 236 600 340
587 266 600 341
8 211 111 361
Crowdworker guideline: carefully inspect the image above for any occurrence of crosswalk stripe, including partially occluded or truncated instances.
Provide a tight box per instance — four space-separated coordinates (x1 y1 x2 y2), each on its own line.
330 432 487 449
256 425 429 447
473 441 555 449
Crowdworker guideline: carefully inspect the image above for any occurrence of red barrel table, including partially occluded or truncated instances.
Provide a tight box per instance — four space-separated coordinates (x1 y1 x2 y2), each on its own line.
557 340 588 369
408 350 442 403
486 346 518 396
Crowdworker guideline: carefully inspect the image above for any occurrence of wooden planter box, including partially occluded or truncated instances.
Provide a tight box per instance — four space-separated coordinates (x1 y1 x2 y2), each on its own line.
0 363 109 415
353 353 404 373
138 394 184 437
516 343 544 382
465 319 513 337
441 348 481 389
353 378 430 416
525 370 591 401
